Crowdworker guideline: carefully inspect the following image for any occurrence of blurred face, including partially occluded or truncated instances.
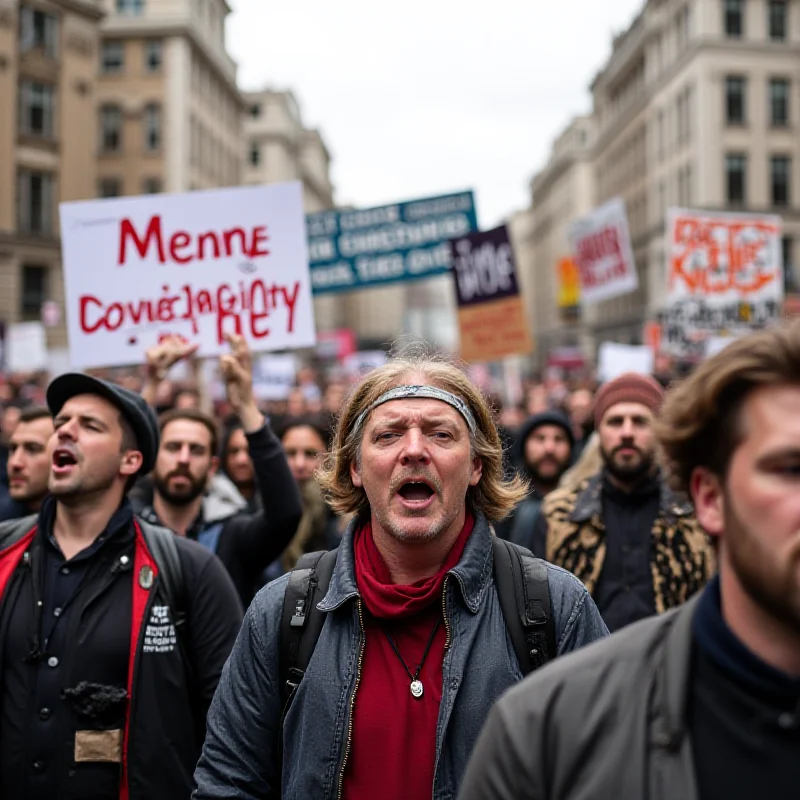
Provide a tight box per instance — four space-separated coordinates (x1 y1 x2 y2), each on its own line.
283 426 326 485
49 395 141 501
153 419 217 506
351 396 482 545
324 383 347 415
8 417 54 506
287 389 306 417
598 401 655 485
526 386 548 416
524 424 572 485
568 389 594 428
693 385 800 634
2 406 21 439
225 428 254 487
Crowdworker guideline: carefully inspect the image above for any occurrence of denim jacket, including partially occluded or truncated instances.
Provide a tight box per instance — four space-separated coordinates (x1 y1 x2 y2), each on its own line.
193 512 608 800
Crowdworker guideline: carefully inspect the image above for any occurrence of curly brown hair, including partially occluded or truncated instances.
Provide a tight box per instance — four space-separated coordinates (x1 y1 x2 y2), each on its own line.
656 322 800 494
317 355 527 521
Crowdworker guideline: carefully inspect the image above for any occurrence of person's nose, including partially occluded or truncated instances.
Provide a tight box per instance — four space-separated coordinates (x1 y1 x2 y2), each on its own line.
400 428 430 465
8 449 24 471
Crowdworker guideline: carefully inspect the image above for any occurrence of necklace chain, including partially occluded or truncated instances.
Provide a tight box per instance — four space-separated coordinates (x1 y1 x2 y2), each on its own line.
382 616 441 684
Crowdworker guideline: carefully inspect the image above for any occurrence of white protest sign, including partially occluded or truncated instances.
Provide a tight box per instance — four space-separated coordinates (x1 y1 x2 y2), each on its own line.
59 182 316 369
7 322 48 372
568 197 638 304
252 354 297 400
344 350 387 378
597 342 654 384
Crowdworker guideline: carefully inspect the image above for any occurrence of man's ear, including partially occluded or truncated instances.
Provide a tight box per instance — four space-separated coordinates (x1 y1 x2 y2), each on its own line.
350 458 363 488
121 450 144 479
690 467 724 538
469 456 483 487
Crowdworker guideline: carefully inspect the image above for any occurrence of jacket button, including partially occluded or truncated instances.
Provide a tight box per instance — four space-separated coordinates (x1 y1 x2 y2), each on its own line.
47 656 59 668
39 707 51 720
32 761 44 772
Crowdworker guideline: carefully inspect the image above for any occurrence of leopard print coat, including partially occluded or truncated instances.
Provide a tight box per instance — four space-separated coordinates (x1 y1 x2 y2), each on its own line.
540 471 716 614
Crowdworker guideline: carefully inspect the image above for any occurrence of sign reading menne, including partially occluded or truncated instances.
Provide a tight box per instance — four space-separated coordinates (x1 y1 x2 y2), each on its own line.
307 191 478 294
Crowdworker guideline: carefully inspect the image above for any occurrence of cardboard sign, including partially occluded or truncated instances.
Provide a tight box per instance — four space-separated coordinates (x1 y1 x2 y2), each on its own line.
450 226 533 362
660 209 783 355
59 182 316 369
7 322 48 372
597 342 654 383
568 198 638 304
307 191 478 294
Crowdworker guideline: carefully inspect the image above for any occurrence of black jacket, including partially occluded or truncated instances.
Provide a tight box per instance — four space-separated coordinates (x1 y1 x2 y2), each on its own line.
131 422 302 606
0 510 243 800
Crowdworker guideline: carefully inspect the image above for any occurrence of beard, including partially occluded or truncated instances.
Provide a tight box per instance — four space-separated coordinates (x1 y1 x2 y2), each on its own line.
153 469 207 506
601 443 654 484
527 455 570 486
725 491 800 635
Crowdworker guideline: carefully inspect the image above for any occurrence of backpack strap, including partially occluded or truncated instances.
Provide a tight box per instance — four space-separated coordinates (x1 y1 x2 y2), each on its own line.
279 548 338 710
136 518 187 633
0 515 39 553
492 537 556 674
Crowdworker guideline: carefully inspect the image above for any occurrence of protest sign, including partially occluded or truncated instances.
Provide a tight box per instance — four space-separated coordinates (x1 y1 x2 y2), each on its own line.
59 182 315 370
7 322 48 372
344 350 388 378
251 354 297 400
659 209 783 356
597 342 654 383
556 257 581 308
450 225 533 362
568 198 638 304
307 191 478 294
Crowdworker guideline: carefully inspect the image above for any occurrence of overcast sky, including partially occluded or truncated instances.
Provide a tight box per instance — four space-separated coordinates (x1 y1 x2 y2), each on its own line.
227 0 644 228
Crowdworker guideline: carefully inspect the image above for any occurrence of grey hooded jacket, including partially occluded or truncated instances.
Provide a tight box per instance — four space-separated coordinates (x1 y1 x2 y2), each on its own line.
193 512 608 800
458 593 704 800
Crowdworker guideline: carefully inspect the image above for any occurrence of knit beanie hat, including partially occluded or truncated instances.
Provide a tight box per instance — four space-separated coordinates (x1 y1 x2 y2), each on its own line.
594 372 665 427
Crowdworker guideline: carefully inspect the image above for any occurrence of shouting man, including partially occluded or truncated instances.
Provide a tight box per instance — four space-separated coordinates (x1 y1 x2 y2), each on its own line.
459 322 800 800
193 355 606 800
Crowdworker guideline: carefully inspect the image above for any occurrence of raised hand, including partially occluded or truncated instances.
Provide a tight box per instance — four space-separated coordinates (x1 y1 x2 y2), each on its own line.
220 334 263 431
145 335 199 382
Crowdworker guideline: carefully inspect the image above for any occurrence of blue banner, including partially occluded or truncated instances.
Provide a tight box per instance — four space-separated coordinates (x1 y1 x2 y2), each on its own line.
306 191 478 294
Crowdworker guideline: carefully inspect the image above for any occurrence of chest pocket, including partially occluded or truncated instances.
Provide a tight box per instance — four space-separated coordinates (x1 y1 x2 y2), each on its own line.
197 523 224 554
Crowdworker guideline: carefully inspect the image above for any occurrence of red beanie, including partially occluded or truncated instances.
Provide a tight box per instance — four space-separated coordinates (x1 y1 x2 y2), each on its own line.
594 372 665 427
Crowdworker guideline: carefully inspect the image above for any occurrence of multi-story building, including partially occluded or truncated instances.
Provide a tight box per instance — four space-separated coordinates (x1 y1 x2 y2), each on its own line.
0 0 104 350
96 0 243 197
526 0 800 355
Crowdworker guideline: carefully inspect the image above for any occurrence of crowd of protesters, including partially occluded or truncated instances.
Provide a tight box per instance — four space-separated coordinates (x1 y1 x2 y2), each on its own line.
0 329 796 799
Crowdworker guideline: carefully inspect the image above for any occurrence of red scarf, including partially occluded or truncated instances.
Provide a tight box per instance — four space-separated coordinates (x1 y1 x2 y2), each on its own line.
342 515 473 800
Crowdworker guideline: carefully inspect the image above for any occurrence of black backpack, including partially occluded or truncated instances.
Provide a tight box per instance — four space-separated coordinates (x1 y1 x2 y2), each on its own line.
279 536 556 709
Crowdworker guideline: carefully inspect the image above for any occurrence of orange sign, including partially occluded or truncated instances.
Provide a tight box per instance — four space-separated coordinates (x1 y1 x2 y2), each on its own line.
557 257 581 308
457 296 533 363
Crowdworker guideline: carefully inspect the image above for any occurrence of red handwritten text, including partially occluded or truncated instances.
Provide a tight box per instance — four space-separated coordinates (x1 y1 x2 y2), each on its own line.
118 215 270 266
79 278 301 344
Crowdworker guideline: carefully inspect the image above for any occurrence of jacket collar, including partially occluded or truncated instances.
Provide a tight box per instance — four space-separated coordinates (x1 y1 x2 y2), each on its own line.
318 510 494 615
569 469 694 524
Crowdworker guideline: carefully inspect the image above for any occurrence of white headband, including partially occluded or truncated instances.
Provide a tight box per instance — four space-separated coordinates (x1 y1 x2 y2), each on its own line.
351 384 477 437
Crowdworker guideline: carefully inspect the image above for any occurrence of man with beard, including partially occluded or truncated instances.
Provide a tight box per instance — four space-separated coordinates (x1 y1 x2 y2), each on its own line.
496 411 573 547
0 407 53 520
134 335 302 606
533 372 715 632
460 324 800 800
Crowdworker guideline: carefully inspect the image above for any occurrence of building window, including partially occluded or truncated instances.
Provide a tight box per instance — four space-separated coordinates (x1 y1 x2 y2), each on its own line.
770 78 790 126
725 153 747 204
143 104 161 152
116 0 145 14
142 178 161 194
19 81 55 138
725 76 746 124
101 41 124 74
724 0 744 37
783 236 796 291
99 104 123 153
249 103 261 118
249 142 260 166
769 0 787 40
19 7 58 58
144 40 162 72
98 178 121 198
21 265 49 321
771 155 791 206
17 169 54 235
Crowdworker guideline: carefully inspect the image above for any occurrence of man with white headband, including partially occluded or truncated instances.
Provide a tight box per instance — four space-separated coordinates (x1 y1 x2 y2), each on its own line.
193 355 607 800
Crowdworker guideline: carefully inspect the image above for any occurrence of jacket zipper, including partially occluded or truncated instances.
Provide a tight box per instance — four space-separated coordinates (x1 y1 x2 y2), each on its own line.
441 576 451 650
336 597 365 800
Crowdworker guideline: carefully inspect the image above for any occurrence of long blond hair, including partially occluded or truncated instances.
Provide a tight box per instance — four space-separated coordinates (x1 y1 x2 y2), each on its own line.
317 355 528 521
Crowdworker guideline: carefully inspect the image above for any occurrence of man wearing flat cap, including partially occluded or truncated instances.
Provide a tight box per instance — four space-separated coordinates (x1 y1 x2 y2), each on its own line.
0 371 243 799
534 372 716 632
193 354 607 800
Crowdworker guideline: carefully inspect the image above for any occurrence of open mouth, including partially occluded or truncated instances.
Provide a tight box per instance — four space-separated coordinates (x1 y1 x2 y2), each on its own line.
52 448 78 475
396 480 436 508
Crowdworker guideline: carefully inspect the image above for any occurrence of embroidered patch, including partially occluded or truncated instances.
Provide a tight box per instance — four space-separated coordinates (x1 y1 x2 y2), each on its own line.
74 729 122 763
142 605 177 654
